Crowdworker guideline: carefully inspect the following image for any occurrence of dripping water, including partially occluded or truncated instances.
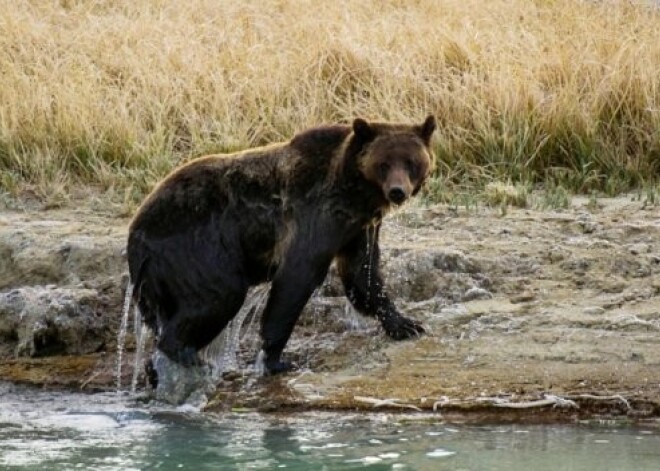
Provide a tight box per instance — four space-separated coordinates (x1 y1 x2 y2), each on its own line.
200 284 269 380
364 228 371 309
365 223 378 309
253 350 266 376
118 273 355 396
130 305 149 394
240 285 269 354
223 285 267 372
116 281 133 392
343 299 369 331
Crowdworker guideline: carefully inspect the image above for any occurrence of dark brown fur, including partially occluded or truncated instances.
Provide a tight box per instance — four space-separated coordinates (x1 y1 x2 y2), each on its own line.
127 116 436 374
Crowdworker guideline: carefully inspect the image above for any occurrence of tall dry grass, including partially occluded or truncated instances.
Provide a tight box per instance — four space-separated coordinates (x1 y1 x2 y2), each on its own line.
0 0 659 202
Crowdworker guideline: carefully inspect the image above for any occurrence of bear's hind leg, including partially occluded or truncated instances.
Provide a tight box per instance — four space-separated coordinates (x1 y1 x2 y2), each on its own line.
157 289 247 367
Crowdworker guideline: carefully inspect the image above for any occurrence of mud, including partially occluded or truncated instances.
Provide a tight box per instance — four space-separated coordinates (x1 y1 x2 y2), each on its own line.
0 196 658 422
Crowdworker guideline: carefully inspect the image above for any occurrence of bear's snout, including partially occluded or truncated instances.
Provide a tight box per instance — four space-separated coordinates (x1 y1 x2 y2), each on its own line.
387 186 407 205
383 166 413 205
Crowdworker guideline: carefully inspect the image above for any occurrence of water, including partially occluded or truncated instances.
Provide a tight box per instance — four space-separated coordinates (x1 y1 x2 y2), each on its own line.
115 280 357 404
116 282 133 391
117 283 152 394
1 383 658 470
116 283 270 402
200 285 269 380
365 223 378 310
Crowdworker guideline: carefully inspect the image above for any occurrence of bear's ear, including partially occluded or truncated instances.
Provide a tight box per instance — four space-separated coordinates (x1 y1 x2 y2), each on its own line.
352 118 376 142
417 115 437 144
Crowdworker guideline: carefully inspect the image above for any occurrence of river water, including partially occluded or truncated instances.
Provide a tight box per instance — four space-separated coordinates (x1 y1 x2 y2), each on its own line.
1 382 658 470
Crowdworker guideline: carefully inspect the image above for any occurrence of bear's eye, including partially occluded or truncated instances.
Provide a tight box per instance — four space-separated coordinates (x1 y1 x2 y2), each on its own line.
378 162 390 179
405 158 418 178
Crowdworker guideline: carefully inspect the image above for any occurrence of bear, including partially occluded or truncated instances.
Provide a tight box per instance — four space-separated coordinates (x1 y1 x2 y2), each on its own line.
127 115 437 375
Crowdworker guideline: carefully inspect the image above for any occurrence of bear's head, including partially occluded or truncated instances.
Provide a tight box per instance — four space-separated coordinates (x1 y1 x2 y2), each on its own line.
354 115 436 206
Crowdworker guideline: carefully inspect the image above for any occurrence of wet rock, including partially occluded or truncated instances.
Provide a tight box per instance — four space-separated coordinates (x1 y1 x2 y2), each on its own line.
382 249 482 302
433 304 474 323
0 286 109 357
299 296 373 333
403 296 447 315
462 287 493 302
300 296 345 325
432 250 481 273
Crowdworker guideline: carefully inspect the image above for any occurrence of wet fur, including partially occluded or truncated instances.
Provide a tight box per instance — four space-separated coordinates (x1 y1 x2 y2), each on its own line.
127 116 436 373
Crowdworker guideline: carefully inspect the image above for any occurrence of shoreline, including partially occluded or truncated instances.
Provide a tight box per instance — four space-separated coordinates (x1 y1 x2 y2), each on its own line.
1 196 658 424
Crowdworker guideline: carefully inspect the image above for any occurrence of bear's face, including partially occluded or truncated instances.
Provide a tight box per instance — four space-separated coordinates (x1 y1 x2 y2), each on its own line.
355 115 436 206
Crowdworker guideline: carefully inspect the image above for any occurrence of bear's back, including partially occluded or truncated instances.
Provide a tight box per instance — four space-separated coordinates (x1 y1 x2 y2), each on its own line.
129 124 353 237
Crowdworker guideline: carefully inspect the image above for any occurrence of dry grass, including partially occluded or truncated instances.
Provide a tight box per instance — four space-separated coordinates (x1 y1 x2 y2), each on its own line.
483 182 529 208
1 0 659 204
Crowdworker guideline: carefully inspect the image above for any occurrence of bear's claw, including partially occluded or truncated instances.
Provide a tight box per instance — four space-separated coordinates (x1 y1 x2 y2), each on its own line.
383 316 425 340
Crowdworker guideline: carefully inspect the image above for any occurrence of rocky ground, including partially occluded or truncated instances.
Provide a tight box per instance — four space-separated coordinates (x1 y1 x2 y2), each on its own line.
0 196 658 423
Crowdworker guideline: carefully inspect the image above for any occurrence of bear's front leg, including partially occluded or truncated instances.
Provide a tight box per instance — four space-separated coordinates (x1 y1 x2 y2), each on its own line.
337 225 425 340
260 247 334 375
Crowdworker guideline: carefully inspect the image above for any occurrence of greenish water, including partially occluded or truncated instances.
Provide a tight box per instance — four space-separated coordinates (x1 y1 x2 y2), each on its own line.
0 383 658 470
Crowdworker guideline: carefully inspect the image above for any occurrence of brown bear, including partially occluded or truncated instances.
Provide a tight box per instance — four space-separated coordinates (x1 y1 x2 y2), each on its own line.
127 115 436 375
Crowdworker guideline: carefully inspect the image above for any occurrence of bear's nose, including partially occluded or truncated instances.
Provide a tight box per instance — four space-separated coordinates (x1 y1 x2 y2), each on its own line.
388 187 407 205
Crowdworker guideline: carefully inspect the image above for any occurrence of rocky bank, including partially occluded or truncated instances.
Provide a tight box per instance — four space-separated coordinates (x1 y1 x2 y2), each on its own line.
0 197 658 423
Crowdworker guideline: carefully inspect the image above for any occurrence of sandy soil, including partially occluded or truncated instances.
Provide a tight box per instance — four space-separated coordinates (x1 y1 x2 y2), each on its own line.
0 196 658 422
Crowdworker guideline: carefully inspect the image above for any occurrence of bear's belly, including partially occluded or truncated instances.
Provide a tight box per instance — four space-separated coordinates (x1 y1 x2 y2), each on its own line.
244 254 278 284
